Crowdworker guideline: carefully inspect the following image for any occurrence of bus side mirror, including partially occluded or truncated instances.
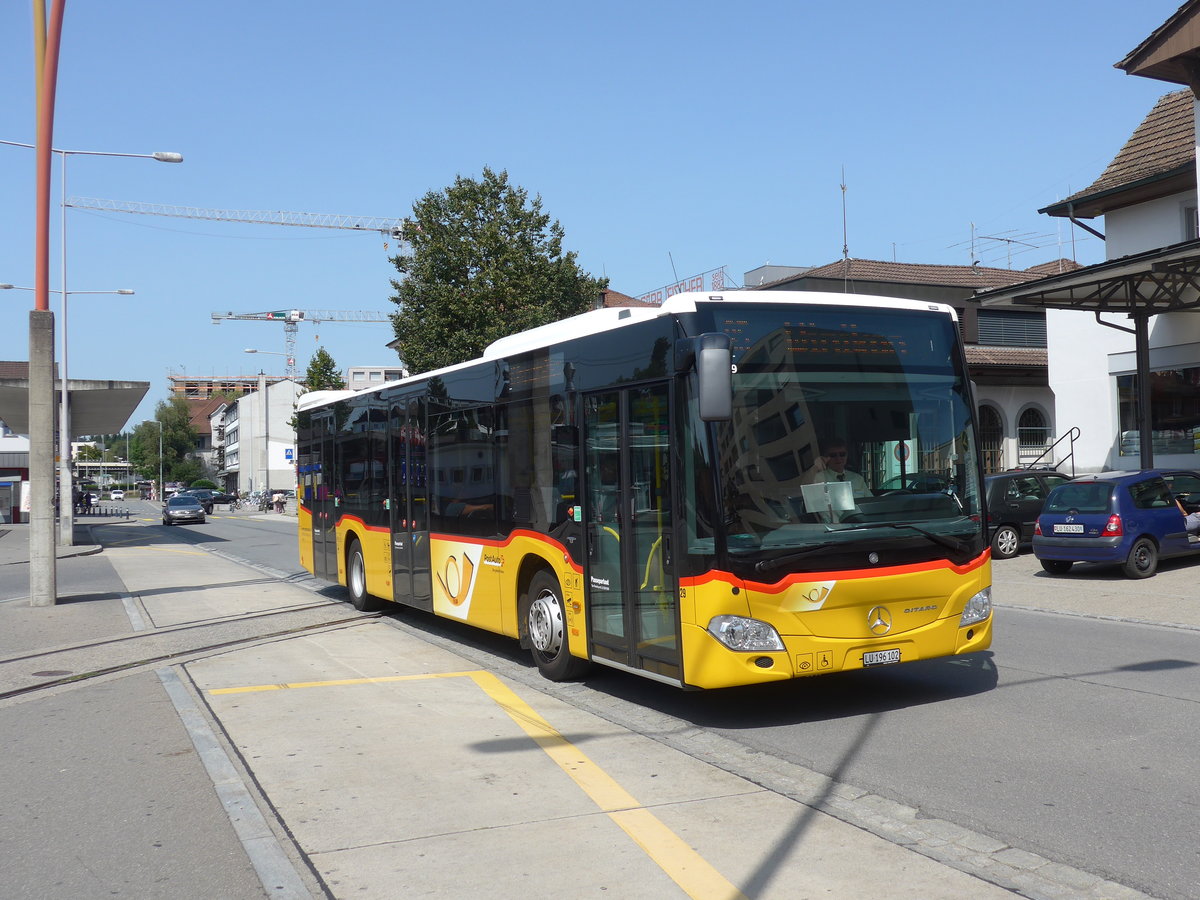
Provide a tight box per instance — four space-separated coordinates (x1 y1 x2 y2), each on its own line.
682 333 732 421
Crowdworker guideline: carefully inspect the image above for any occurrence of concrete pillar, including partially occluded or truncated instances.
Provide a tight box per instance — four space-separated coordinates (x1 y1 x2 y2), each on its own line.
29 310 57 606
58 385 74 545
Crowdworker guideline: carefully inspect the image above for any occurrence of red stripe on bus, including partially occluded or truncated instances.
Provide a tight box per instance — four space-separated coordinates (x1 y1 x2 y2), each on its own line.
679 551 988 594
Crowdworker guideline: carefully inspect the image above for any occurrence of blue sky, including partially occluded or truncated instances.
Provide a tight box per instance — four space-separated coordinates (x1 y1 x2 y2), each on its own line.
0 1 1183 428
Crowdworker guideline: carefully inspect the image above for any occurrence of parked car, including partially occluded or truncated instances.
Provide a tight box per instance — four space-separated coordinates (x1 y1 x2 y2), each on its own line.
1033 470 1200 578
181 489 218 513
1160 469 1200 511
984 468 1072 559
877 471 949 493
109 489 125 501
209 490 236 505
162 495 206 526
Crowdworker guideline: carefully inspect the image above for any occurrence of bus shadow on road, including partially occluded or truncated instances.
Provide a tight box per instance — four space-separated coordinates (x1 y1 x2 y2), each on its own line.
374 599 1000 728
609 653 1000 729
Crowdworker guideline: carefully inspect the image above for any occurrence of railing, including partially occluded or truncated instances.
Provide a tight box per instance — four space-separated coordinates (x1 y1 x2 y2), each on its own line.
1018 426 1080 476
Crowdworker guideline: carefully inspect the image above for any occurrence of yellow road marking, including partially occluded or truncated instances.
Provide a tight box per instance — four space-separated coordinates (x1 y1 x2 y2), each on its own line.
209 670 747 900
210 671 471 694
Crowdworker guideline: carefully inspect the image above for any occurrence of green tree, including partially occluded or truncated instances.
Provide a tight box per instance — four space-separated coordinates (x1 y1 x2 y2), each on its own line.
129 398 199 484
389 167 607 373
303 347 346 391
75 444 103 462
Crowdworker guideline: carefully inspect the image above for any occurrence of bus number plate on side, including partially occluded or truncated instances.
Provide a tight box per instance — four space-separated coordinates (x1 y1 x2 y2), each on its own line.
862 648 901 667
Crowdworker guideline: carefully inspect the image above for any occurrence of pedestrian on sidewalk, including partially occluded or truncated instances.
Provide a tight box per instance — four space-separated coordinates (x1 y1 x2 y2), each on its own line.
272 491 284 514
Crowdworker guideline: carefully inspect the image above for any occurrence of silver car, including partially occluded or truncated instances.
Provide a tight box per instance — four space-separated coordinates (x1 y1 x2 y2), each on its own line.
162 495 206 526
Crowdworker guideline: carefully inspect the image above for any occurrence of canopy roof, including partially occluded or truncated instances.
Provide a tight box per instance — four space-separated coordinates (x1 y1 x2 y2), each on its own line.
0 378 149 437
973 239 1200 313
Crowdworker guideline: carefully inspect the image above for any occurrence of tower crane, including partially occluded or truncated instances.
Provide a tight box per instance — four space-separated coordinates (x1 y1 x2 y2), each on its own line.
211 308 392 381
64 197 407 381
66 196 409 247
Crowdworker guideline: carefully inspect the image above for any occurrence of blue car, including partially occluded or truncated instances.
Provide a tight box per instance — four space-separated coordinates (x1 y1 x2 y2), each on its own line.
1033 470 1200 578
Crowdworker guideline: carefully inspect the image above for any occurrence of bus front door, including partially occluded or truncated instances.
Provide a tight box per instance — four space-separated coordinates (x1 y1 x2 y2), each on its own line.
389 397 432 611
583 384 680 682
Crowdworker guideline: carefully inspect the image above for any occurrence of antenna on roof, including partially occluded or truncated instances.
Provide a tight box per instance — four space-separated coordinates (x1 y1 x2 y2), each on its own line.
669 252 679 283
840 166 850 291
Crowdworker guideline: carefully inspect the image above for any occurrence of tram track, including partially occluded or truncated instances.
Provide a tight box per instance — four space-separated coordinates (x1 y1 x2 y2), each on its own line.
3 513 379 703
0 608 380 702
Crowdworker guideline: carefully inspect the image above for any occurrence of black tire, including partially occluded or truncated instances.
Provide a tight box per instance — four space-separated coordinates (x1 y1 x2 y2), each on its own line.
990 524 1020 559
1123 537 1158 579
526 570 589 681
346 538 382 611
1040 559 1072 575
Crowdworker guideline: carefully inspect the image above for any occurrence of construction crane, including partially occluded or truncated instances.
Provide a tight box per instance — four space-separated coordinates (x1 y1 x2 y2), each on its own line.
211 308 391 381
66 196 409 246
64 197 406 381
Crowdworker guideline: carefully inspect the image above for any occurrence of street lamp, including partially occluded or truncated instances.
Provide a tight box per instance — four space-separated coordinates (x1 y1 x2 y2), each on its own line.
0 138 181 545
243 348 294 369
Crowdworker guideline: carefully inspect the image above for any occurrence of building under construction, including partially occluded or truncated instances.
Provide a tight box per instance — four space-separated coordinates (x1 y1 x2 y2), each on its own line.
168 373 290 400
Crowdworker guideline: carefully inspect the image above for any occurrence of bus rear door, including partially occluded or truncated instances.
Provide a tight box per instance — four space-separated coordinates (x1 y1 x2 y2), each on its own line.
310 410 338 580
389 396 432 610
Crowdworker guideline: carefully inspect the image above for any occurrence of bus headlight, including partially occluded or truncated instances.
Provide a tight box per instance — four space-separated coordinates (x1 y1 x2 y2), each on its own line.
959 587 992 627
707 615 786 652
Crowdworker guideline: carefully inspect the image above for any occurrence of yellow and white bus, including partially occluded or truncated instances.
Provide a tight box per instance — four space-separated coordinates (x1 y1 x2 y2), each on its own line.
296 291 992 689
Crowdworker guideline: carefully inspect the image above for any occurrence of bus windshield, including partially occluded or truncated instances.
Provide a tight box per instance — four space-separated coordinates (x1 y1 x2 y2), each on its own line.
703 303 983 563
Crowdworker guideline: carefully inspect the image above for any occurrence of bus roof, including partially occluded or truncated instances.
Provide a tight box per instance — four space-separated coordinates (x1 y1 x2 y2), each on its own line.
296 290 959 412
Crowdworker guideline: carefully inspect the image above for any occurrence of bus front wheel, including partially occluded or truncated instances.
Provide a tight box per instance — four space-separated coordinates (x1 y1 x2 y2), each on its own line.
347 538 382 611
526 571 589 682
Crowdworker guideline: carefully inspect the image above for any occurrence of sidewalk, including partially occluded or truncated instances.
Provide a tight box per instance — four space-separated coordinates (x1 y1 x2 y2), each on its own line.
0 515 111 565
0 523 1158 899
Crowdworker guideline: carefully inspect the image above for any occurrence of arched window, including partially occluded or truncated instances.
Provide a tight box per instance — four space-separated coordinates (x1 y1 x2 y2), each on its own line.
1018 408 1051 464
979 405 1004 473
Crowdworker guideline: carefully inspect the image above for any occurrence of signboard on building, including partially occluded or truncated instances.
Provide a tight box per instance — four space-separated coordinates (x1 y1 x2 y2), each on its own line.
636 266 731 305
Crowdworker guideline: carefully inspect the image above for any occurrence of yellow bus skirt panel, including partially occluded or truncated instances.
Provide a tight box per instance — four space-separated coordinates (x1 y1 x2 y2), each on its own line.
333 515 393 601
298 506 313 573
427 531 586 656
361 524 392 599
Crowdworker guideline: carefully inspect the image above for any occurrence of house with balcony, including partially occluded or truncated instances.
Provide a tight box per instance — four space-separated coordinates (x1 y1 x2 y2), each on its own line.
976 2 1200 473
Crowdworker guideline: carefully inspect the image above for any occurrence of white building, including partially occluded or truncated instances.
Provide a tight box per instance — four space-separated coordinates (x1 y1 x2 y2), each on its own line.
979 85 1200 473
218 379 303 496
346 364 406 392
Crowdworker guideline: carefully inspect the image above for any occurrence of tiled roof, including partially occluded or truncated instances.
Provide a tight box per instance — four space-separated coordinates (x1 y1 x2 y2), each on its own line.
964 345 1047 367
1023 259 1084 277
781 258 1053 290
1053 90 1194 207
187 396 229 435
601 289 656 308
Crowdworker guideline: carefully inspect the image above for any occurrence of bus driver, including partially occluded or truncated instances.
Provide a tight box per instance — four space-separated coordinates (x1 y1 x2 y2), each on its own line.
806 439 869 497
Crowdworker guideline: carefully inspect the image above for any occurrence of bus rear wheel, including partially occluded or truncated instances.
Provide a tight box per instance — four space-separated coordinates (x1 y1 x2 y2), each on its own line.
347 538 382 611
526 571 589 682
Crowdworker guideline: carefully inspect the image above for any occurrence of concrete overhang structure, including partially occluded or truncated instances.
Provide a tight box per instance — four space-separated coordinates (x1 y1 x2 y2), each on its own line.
0 378 150 437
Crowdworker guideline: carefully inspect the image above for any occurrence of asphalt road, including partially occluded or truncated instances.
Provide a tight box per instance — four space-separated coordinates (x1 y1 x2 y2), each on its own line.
74 507 1200 898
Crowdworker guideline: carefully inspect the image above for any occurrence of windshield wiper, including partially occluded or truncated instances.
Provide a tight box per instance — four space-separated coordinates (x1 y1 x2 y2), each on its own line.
753 542 836 574
838 522 970 554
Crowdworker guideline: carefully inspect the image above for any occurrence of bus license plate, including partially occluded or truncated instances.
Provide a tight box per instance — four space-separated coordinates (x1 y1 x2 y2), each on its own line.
1053 524 1084 534
863 648 901 667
